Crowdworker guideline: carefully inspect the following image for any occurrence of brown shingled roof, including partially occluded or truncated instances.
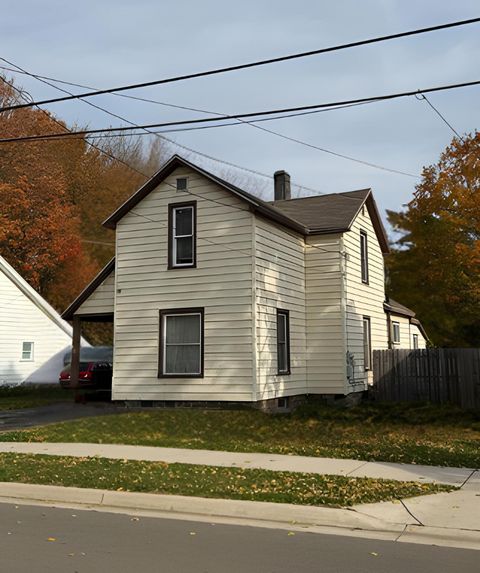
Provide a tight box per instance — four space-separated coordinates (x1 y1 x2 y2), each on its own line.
269 189 371 233
102 154 389 252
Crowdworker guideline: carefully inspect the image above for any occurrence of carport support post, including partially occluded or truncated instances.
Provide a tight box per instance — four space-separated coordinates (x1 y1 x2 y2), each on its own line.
71 316 81 395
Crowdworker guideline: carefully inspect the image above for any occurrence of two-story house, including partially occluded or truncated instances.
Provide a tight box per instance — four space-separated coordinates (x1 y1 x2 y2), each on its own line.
63 154 427 407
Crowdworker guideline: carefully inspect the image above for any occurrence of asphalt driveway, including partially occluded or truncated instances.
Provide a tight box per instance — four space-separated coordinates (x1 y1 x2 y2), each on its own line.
0 402 127 432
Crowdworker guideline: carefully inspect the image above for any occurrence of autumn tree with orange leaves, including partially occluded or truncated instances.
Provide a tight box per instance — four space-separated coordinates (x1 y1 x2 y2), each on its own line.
387 132 480 347
0 75 169 321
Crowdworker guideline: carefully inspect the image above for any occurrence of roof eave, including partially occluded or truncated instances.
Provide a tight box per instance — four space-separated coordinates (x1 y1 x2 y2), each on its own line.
62 258 115 321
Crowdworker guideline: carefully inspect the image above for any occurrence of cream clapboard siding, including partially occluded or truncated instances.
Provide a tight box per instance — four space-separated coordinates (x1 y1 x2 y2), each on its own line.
343 208 389 388
254 216 307 400
411 324 427 349
0 267 71 385
112 166 254 401
390 315 427 349
76 270 115 316
305 234 346 394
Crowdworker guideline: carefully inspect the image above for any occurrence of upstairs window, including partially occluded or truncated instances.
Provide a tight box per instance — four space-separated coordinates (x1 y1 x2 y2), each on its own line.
277 310 291 375
362 317 372 370
159 309 203 377
413 333 419 349
392 321 401 344
168 202 196 268
21 341 34 361
360 231 369 284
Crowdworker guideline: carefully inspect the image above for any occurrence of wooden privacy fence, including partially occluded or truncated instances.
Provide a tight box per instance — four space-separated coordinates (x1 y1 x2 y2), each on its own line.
371 348 480 409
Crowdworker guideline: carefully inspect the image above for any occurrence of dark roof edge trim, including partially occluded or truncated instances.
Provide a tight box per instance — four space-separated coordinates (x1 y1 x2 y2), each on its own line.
62 258 115 321
364 193 390 254
383 301 415 318
411 317 430 342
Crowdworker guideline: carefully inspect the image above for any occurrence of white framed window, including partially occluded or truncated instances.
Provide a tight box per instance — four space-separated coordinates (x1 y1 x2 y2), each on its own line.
159 309 203 377
392 321 401 344
362 317 372 370
360 231 369 283
412 333 419 349
277 309 290 375
21 341 34 361
169 203 196 268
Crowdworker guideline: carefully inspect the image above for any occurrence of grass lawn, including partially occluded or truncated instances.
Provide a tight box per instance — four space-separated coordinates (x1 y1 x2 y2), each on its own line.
0 453 452 507
0 386 69 411
1 401 479 468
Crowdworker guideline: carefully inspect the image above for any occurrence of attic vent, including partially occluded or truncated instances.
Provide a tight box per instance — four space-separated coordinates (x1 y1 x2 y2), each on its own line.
176 177 188 192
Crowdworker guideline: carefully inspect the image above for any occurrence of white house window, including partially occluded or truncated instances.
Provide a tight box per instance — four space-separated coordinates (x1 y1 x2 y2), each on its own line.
362 317 371 370
160 309 203 377
176 177 188 192
277 309 290 375
360 231 369 283
392 321 401 344
413 333 419 349
21 341 34 361
169 202 196 268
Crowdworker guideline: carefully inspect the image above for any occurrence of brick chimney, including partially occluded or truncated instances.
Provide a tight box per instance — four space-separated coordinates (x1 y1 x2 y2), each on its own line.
274 170 291 201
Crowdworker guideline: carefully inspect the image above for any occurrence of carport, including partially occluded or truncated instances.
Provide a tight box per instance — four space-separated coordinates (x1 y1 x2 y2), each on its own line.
61 259 115 388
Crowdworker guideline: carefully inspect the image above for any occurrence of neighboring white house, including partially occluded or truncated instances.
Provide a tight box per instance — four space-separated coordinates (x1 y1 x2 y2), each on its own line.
0 255 79 385
63 155 428 406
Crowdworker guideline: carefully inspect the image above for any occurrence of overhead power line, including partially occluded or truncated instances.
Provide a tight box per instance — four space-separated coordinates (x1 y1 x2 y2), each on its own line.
1 78 479 145
0 16 479 112
1 59 418 178
416 92 465 142
0 58 326 195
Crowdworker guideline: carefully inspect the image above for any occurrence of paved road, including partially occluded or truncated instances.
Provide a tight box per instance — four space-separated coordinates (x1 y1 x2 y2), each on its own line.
0 402 128 431
0 503 477 573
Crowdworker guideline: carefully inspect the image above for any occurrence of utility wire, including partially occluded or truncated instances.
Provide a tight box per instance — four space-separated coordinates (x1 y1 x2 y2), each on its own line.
0 75 148 179
0 65 417 178
1 78 479 146
416 91 465 141
1 16 479 112
0 67 344 257
0 57 325 195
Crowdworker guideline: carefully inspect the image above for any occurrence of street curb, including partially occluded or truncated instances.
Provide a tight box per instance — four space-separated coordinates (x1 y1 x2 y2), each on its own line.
1 481 479 550
0 481 400 533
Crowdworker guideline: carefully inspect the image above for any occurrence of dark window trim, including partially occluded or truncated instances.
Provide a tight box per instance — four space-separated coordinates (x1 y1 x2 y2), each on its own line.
362 316 372 371
360 230 369 284
276 309 291 375
176 177 188 192
158 307 204 379
168 201 197 270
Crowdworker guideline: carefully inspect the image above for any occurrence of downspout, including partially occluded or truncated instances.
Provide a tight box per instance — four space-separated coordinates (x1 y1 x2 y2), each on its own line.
339 236 350 394
251 212 258 402
386 311 393 349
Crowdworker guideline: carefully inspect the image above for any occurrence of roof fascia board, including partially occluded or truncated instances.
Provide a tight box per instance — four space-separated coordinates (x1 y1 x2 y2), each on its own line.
61 258 115 321
0 256 73 338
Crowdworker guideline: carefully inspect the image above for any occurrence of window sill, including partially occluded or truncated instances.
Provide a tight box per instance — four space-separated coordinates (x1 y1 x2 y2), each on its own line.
158 373 204 379
167 264 196 270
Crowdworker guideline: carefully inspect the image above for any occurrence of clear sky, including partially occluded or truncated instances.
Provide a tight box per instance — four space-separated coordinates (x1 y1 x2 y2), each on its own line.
2 0 479 217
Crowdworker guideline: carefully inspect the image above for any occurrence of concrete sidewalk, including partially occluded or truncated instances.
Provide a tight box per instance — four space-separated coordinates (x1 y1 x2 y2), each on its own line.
0 442 479 549
0 441 477 486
